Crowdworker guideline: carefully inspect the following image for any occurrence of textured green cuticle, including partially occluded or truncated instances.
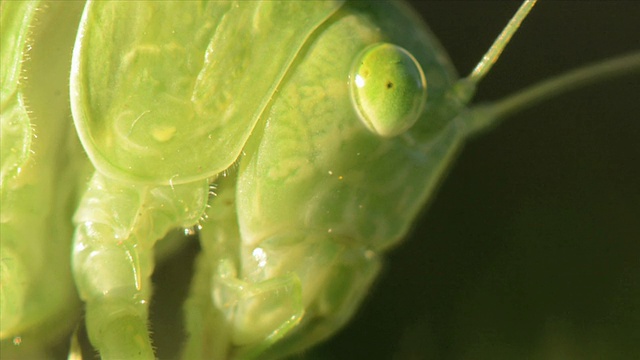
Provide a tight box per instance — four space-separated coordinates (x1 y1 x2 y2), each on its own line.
350 43 427 137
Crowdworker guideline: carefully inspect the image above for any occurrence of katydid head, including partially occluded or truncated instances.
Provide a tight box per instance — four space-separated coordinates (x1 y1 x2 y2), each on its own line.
230 2 552 355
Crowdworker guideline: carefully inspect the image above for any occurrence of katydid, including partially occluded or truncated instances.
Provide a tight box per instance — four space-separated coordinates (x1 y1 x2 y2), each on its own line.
0 1 638 359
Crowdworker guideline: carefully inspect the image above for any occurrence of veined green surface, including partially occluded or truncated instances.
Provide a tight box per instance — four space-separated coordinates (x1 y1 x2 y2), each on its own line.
0 1 638 359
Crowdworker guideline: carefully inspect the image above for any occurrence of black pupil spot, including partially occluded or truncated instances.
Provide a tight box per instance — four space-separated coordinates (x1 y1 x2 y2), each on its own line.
386 81 393 89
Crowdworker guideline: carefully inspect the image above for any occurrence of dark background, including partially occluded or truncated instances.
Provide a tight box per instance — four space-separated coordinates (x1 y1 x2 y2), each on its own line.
135 2 640 360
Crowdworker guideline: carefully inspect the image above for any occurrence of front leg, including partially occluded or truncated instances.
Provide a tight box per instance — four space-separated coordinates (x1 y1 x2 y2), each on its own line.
72 173 208 359
184 172 381 359
225 230 381 359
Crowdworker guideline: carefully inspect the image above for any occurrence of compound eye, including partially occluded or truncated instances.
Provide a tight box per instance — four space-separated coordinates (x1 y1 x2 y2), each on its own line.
350 43 427 137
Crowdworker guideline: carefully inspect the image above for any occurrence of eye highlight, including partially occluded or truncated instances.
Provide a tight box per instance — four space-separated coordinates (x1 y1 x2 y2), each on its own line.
350 43 427 137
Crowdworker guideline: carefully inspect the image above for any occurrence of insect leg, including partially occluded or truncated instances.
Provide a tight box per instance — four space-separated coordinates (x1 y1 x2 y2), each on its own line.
72 173 208 359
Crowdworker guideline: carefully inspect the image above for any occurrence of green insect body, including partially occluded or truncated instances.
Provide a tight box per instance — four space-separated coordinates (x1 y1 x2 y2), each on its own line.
185 3 463 357
1 1 88 350
67 1 477 357
1 0 638 359
1 2 37 334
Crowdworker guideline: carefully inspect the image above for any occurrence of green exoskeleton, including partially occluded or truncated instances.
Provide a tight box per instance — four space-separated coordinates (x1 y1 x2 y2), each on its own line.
1 0 638 359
